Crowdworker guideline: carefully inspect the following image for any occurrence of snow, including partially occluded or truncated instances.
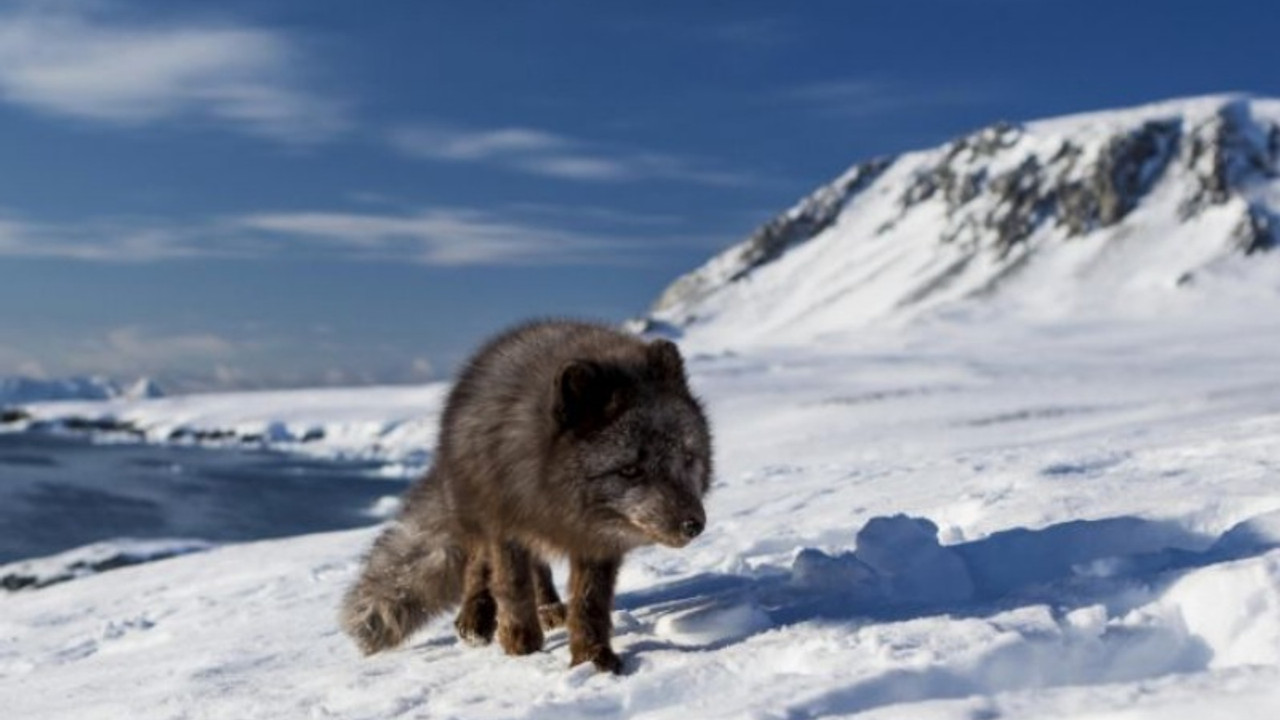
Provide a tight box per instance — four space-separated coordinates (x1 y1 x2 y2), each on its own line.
0 538 212 591
5 94 1280 717
4 310 1280 719
11 382 448 466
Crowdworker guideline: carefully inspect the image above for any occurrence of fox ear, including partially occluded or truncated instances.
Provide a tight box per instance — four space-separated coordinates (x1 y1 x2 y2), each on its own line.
555 360 622 431
647 339 686 387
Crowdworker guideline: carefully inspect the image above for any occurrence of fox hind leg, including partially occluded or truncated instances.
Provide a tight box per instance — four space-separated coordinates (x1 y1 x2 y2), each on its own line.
490 540 544 655
453 545 497 646
533 559 567 631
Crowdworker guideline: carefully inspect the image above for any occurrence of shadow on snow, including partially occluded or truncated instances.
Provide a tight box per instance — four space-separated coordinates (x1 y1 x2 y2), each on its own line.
616 511 1280 716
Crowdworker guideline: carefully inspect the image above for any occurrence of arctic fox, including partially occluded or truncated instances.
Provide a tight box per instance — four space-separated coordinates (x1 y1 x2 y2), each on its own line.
341 320 712 672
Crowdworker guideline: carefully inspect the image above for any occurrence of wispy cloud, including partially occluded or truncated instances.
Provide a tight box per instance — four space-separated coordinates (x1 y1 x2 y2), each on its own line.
99 326 237 366
237 206 618 265
1 216 186 262
786 78 998 119
0 212 242 262
0 325 239 382
388 124 754 186
0 4 346 141
0 199 710 267
391 127 570 162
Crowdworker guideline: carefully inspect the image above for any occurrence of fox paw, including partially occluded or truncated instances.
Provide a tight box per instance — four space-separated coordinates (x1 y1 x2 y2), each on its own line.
538 602 567 631
497 619 544 656
454 614 495 647
454 596 497 647
570 644 623 674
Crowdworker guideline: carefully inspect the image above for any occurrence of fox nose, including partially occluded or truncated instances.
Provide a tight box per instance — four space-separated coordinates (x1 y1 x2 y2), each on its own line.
679 517 704 540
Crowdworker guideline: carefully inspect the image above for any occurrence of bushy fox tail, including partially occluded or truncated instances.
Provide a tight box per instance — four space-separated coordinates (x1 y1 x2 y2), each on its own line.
340 471 465 654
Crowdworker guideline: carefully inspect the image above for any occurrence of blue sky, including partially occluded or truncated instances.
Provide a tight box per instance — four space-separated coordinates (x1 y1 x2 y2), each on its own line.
2 0 1279 391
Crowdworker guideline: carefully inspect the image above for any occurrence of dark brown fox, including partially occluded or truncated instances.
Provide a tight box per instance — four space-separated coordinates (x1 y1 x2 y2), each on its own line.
341 320 712 672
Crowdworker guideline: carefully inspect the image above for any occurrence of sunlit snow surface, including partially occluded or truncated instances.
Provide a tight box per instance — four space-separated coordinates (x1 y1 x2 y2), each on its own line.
4 311 1280 718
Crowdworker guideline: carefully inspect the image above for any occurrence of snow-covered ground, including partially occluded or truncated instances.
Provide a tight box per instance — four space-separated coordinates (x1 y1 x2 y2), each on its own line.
4 310 1280 719
10 382 446 468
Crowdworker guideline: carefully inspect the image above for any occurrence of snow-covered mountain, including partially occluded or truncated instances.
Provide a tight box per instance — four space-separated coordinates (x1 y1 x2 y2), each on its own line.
0 375 164 406
644 95 1280 347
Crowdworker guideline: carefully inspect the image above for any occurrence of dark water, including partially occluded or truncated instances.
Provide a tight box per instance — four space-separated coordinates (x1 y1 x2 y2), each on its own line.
0 432 410 563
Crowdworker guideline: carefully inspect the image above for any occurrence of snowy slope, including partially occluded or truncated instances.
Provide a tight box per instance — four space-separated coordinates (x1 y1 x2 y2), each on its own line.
5 312 1280 719
9 382 448 466
644 95 1280 350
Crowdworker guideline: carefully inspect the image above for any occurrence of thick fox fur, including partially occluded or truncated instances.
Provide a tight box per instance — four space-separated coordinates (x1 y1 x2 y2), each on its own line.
341 320 713 672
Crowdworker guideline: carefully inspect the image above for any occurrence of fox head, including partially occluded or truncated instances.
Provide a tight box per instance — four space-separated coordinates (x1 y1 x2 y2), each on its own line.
553 338 712 549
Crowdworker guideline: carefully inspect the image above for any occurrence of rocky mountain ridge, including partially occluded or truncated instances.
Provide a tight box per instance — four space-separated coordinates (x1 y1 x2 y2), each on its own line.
646 95 1280 345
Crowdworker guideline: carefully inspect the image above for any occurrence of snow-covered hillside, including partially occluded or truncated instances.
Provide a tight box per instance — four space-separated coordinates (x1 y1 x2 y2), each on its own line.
643 95 1280 349
7 382 446 466
5 312 1280 718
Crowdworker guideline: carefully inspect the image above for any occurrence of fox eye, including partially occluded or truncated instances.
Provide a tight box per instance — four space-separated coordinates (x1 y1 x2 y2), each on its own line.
617 463 643 479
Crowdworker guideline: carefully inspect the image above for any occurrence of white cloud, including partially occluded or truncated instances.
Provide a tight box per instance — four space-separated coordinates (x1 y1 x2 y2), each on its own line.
237 207 613 265
0 213 231 262
0 200 692 267
389 124 753 186
409 357 434 380
103 326 236 364
785 79 998 120
0 326 241 384
390 126 570 161
515 154 633 181
0 343 48 379
0 4 345 141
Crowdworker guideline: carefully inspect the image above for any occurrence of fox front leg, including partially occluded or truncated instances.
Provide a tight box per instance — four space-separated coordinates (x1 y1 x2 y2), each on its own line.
567 555 622 673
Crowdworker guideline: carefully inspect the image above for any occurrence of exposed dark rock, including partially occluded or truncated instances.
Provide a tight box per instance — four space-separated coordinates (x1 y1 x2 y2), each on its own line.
986 156 1053 253
1 407 30 424
1181 101 1279 218
59 416 143 436
902 118 1179 253
651 156 893 313
1058 119 1181 235
2 544 210 593
728 157 894 282
168 427 236 443
900 123 1019 213
1233 204 1278 255
946 121 1023 161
